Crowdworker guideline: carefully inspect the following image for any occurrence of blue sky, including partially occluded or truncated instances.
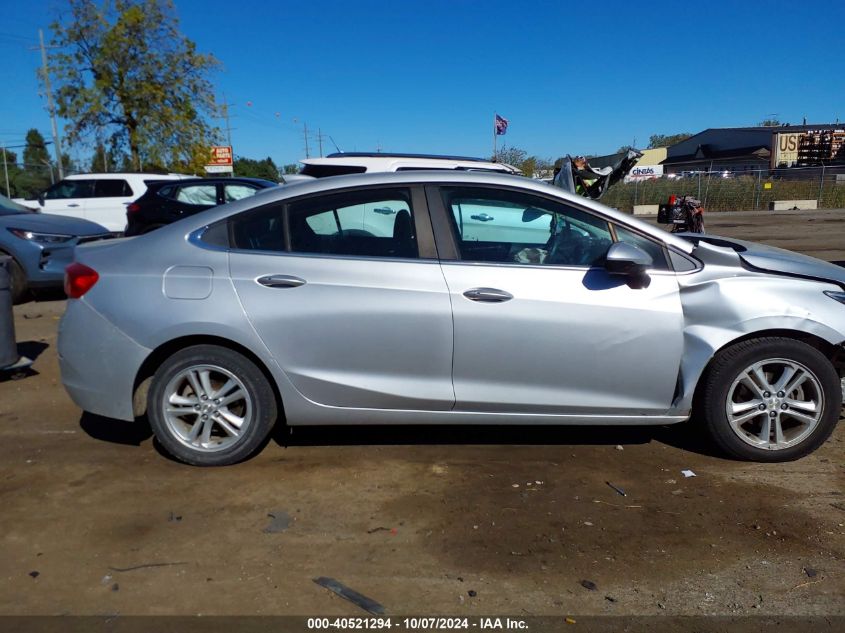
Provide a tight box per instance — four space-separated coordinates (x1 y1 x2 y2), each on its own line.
2 0 844 169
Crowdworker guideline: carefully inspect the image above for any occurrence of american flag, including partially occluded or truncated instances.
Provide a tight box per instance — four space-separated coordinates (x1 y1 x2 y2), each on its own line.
495 114 509 135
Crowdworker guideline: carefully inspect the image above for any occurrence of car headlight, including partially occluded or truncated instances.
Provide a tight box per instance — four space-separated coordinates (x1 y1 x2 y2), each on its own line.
824 290 845 305
7 228 75 244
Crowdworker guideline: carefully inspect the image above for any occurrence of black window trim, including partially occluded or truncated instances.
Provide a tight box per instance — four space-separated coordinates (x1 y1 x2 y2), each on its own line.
210 183 438 261
426 182 685 273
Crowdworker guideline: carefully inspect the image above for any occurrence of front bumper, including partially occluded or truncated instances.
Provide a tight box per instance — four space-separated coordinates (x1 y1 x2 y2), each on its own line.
58 299 150 421
19 235 112 287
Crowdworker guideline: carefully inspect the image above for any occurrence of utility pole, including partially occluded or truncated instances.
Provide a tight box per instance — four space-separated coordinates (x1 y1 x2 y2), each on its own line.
303 121 310 158
316 128 325 157
219 94 235 148
38 29 64 180
2 144 9 197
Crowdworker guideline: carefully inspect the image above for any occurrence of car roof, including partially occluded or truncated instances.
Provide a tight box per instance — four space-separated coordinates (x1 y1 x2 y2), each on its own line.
65 173 192 180
185 170 694 254
300 154 519 173
144 177 278 190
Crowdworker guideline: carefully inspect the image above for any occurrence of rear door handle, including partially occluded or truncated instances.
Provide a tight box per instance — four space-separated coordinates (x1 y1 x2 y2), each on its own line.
257 274 306 288
463 287 513 303
67 203 80 208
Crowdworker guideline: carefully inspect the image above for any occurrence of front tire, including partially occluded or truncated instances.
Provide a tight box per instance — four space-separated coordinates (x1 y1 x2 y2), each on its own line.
6 256 28 304
147 345 277 466
701 337 841 462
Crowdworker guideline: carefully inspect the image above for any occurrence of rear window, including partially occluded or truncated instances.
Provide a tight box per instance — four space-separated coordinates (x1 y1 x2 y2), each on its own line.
299 164 367 178
94 179 133 197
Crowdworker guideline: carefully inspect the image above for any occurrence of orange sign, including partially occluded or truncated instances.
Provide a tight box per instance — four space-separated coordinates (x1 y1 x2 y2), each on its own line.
208 146 233 166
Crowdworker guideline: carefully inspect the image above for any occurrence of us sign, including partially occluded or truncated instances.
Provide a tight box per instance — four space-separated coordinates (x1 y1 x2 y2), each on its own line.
773 133 801 168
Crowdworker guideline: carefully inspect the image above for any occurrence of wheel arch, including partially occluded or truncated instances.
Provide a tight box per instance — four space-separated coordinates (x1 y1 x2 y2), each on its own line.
681 328 845 413
132 334 285 422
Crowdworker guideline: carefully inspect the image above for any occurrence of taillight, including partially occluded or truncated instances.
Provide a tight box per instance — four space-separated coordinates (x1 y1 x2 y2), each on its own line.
668 195 677 206
126 202 141 214
64 262 99 298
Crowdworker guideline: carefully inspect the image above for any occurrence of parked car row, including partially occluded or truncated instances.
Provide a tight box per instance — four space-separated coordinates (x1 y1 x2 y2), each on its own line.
6 154 520 301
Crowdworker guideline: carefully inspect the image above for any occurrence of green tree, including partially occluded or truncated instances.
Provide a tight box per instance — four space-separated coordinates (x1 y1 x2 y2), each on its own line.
15 129 54 198
233 156 280 181
1 149 21 198
758 119 784 127
648 133 693 149
493 146 527 167
282 163 300 175
48 0 220 173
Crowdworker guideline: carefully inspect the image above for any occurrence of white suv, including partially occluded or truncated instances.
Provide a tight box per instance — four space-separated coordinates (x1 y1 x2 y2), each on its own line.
296 152 520 179
29 173 193 233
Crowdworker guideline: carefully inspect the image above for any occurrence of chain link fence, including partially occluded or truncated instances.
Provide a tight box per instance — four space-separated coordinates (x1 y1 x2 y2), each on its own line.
602 167 845 213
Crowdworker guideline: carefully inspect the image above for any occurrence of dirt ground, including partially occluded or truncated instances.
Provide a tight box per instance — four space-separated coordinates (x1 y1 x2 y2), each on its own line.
0 209 843 621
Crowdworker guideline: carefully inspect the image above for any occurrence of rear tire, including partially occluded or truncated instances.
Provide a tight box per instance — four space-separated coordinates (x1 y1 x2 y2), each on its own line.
147 345 277 466
701 337 841 462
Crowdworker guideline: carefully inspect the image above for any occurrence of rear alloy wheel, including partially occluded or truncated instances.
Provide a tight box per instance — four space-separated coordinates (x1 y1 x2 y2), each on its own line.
148 345 277 466
702 337 841 461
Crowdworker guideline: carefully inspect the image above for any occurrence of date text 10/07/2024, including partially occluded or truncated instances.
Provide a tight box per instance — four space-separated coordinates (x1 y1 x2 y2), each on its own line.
306 617 530 630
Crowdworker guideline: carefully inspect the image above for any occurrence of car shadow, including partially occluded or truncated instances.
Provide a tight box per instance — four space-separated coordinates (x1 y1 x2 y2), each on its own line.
76 414 721 460
17 340 49 362
272 420 721 458
0 340 49 382
30 288 67 303
79 412 153 446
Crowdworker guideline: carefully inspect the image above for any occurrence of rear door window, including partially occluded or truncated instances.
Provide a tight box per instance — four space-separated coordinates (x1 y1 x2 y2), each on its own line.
224 183 259 202
43 179 95 199
175 184 218 205
93 179 133 197
290 188 417 258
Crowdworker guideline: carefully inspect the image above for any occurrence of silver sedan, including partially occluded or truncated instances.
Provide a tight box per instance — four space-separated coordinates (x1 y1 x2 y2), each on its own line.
58 171 845 465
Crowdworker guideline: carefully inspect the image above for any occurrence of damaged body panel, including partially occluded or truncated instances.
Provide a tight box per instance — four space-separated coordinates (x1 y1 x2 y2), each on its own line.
670 238 845 414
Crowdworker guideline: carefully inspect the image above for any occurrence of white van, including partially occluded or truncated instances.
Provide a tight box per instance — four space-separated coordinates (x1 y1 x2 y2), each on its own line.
30 173 193 233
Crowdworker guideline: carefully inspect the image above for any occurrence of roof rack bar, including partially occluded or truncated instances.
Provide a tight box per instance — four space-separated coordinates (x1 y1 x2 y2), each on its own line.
325 152 493 162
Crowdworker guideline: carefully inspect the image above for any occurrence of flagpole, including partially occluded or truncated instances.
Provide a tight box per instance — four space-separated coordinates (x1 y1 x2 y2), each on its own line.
492 113 497 161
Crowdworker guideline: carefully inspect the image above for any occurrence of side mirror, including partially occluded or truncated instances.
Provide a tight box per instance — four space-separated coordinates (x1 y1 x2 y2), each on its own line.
521 207 545 223
605 241 652 276
37 193 45 206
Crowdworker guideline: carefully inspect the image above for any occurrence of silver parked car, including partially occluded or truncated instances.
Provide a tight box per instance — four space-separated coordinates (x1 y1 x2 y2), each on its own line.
58 171 845 466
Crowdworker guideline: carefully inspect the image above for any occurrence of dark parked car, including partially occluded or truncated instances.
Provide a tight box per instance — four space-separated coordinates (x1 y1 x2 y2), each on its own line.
125 177 277 236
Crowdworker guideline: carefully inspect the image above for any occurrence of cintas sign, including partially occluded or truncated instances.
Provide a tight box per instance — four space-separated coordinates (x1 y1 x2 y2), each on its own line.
624 164 663 182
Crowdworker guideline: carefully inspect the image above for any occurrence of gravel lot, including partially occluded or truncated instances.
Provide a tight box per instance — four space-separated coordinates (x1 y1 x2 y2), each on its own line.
0 209 843 620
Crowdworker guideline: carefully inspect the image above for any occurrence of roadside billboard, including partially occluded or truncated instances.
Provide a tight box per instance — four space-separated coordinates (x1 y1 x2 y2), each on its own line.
772 129 845 168
206 145 234 174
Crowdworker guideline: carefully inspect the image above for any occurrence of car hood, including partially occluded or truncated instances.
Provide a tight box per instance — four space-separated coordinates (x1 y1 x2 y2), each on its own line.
684 234 845 287
0 213 109 236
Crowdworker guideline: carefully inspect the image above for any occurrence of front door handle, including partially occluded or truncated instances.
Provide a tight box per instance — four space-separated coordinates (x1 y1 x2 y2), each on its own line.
463 287 513 303
257 274 306 288
67 203 80 208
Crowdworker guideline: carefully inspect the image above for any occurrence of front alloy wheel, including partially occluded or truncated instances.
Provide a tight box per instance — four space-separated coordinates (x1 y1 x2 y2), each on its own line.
725 358 823 451
702 337 841 461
